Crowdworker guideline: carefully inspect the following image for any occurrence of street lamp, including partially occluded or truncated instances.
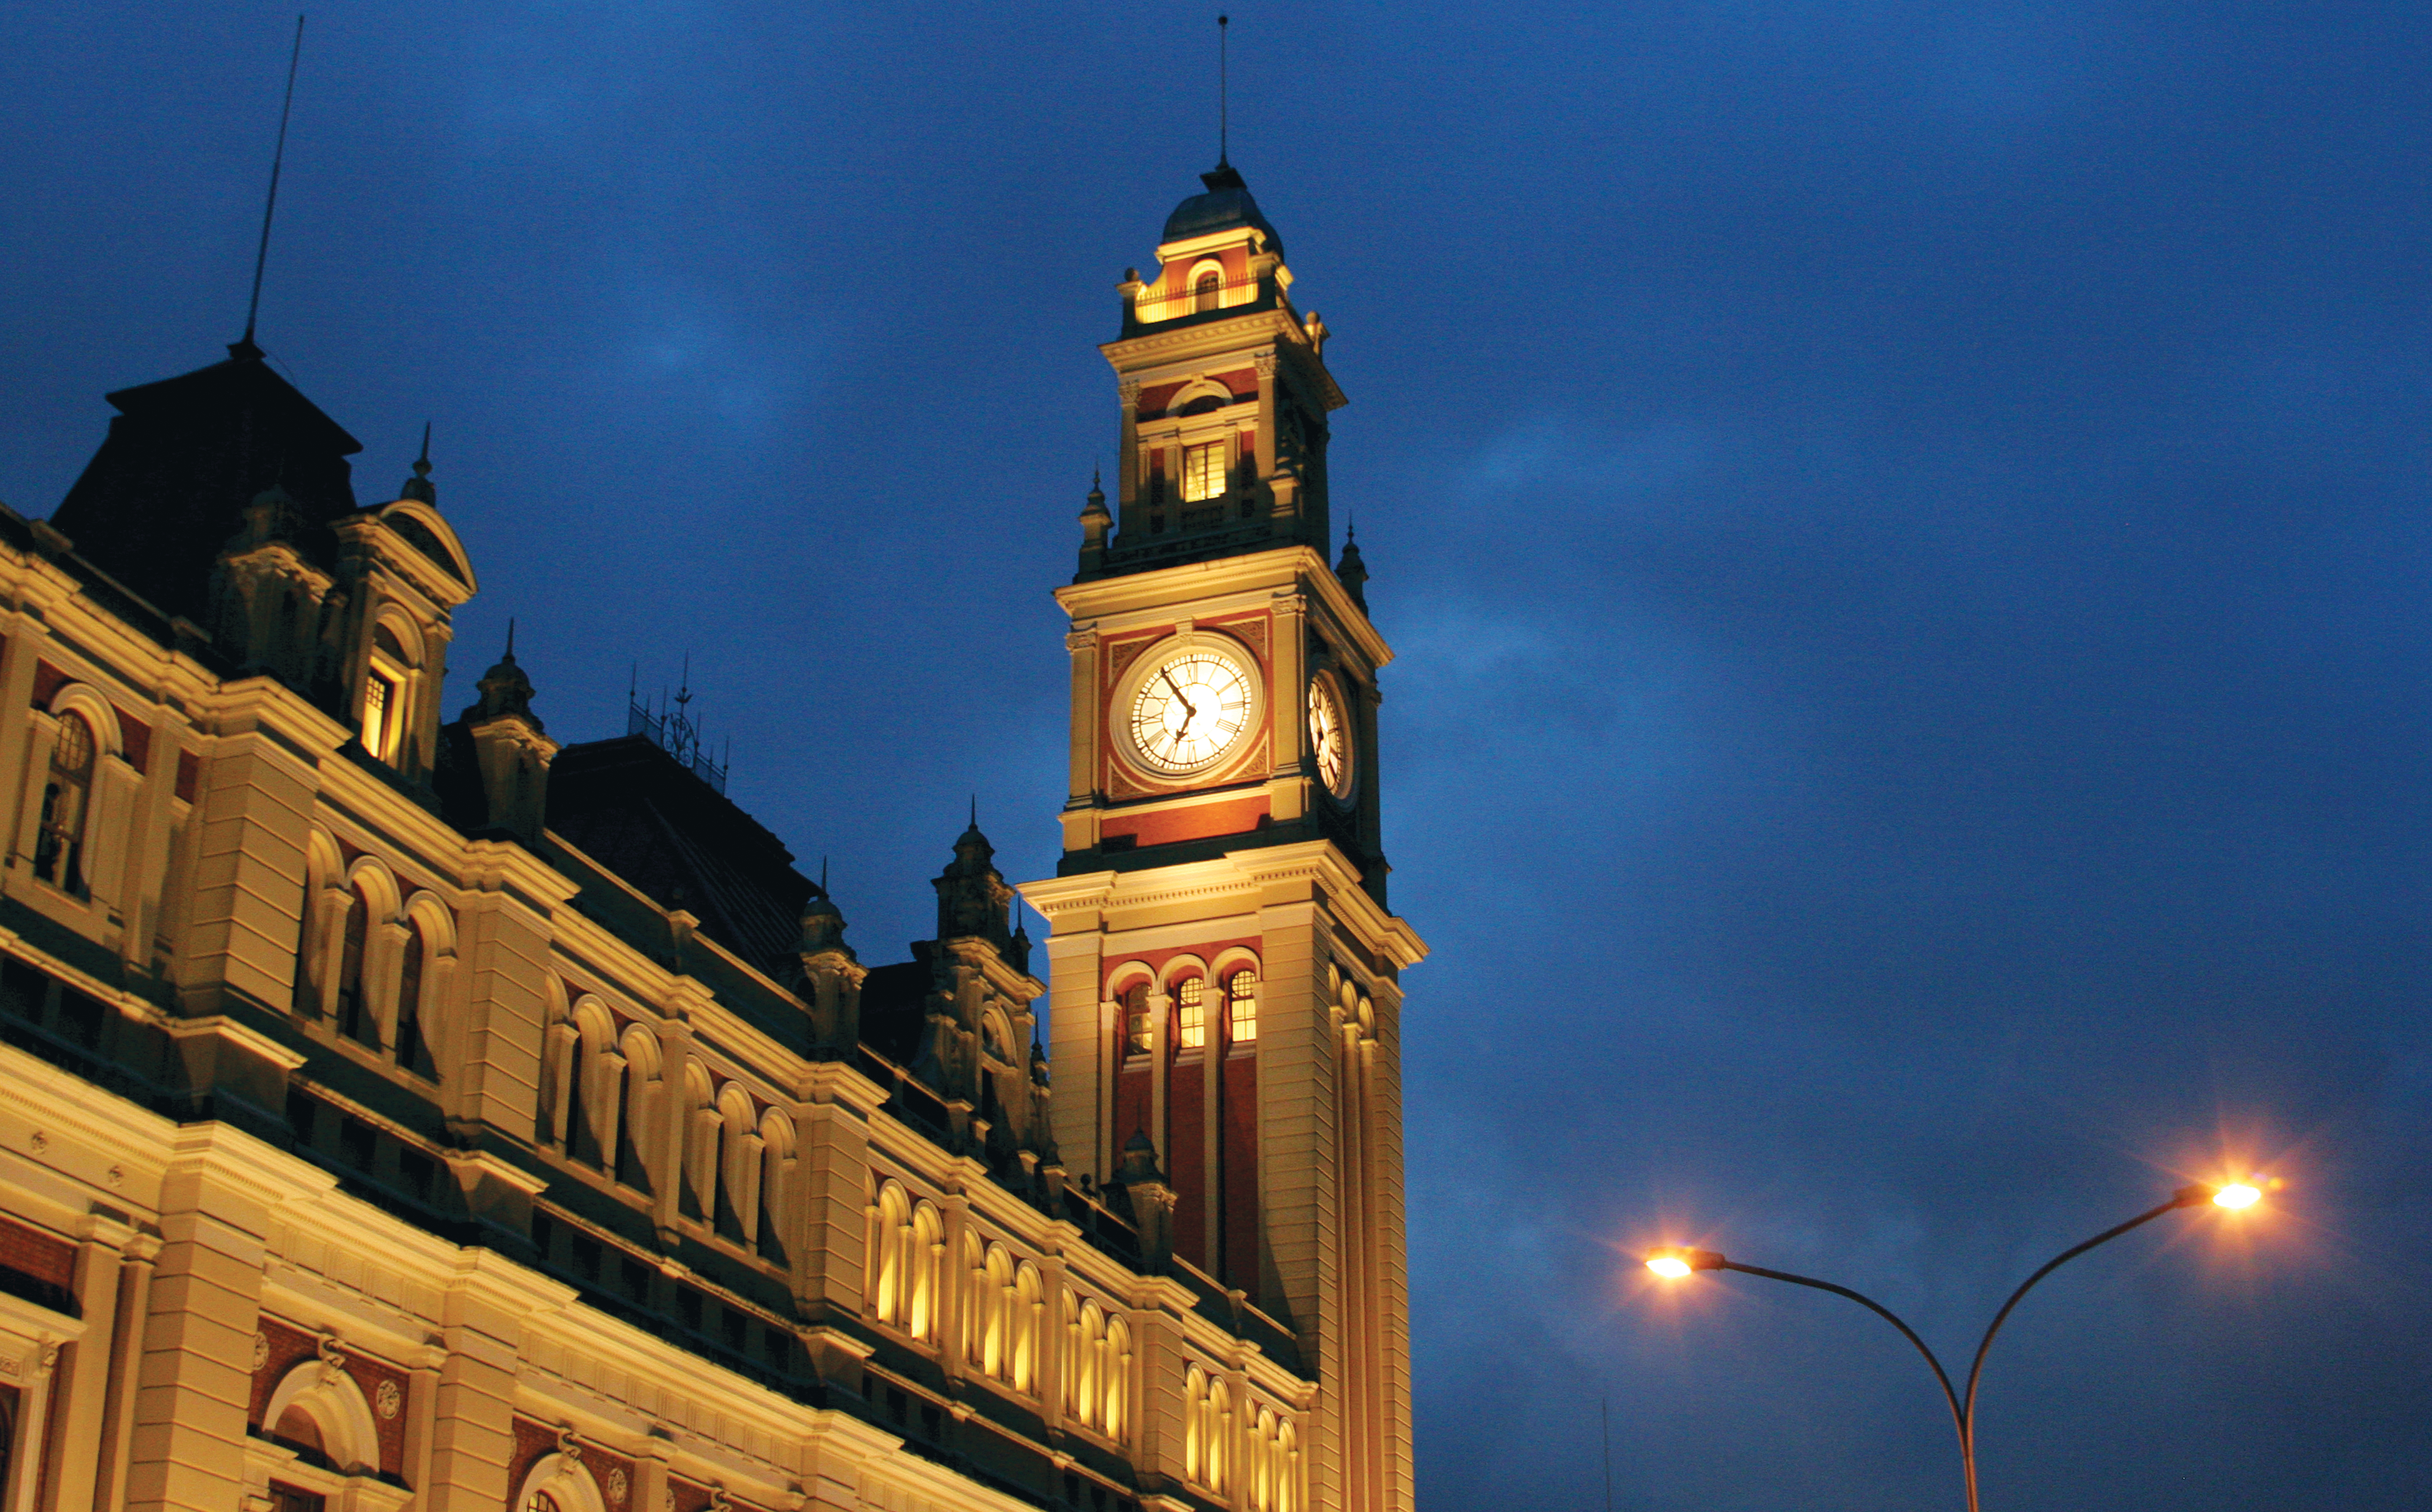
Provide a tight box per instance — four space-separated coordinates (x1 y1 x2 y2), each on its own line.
1643 1177 2268 1512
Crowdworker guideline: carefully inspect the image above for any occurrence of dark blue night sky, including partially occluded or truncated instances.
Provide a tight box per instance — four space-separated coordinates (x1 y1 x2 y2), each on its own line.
5 3 2428 1507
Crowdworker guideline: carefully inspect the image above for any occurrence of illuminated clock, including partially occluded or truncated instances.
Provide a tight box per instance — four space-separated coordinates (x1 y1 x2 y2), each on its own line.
1308 673 1354 800
1119 638 1260 779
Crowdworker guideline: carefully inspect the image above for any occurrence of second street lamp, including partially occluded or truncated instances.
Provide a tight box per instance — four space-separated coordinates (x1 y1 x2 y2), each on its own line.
1644 1177 2268 1512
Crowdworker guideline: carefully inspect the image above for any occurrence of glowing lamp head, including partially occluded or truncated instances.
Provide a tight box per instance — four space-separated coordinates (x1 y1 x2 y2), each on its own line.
1644 1246 1723 1278
2213 1181 2263 1210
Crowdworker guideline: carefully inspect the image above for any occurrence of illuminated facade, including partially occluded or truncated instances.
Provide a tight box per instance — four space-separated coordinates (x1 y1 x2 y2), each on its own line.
0 160 1416 1512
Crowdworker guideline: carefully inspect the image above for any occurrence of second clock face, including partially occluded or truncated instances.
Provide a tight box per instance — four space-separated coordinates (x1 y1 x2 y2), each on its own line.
1308 673 1354 800
1124 641 1259 777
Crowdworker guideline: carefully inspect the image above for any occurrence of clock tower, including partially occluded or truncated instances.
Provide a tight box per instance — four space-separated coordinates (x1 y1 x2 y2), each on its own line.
1022 163 1425 1512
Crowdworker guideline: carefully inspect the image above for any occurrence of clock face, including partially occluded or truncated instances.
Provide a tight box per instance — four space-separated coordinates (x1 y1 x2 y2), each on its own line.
1123 640 1259 777
1308 674 1354 800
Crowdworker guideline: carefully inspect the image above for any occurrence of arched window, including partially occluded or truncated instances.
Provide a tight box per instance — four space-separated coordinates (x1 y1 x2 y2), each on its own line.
34 711 96 892
1011 1263 1042 1394
874 1184 912 1325
395 916 429 1075
363 622 412 763
524 1496 564 1512
982 1243 1015 1379
759 1110 796 1265
908 1203 943 1341
1175 977 1207 1052
1206 1378 1231 1493
1103 1314 1131 1442
336 887 374 1046
1121 983 1152 1060
1194 269 1222 313
1076 1300 1105 1427
1184 1366 1207 1481
1227 968 1258 1046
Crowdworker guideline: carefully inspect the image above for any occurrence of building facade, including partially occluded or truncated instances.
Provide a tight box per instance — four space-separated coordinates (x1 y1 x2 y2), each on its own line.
0 161 1419 1512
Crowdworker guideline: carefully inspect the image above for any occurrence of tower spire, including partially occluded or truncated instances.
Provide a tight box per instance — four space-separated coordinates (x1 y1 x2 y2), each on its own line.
1217 14 1231 167
237 15 306 358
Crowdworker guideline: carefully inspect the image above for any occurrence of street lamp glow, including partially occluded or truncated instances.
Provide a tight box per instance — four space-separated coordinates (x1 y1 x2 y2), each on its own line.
1646 1252 1693 1279
2212 1181 2263 1209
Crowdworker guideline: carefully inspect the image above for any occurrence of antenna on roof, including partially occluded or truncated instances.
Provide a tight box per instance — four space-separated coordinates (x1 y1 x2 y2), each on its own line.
238 15 307 356
504 617 516 657
676 652 692 708
1217 15 1231 167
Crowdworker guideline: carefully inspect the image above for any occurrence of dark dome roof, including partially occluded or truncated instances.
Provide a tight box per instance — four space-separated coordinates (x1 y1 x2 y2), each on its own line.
1161 163 1284 257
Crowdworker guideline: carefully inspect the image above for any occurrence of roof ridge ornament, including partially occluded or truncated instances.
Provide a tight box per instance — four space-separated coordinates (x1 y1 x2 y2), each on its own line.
400 422 436 504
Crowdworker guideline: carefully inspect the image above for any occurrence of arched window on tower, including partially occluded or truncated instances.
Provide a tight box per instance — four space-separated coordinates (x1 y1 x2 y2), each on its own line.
1195 269 1222 313
1175 977 1207 1052
1226 967 1258 1047
34 711 96 893
1121 983 1152 1060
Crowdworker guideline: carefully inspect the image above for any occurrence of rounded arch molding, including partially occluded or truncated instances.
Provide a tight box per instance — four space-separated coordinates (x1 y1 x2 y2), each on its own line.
261 1357 382 1475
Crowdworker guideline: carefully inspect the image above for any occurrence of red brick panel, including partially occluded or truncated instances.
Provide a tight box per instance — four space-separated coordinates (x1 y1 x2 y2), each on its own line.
0 1218 73 1289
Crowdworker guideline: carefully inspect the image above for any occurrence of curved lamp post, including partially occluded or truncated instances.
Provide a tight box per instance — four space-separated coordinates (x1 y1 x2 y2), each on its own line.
1645 1178 2265 1512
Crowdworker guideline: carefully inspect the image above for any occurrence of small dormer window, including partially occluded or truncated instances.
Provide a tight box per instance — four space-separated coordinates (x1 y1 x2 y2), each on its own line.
363 623 412 763
1195 270 1222 313
1182 441 1226 503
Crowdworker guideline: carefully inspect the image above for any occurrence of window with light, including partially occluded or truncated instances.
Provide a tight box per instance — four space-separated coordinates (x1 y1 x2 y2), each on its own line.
1227 969 1257 1045
363 622 412 763
1195 270 1222 313
1182 441 1226 502
1176 978 1206 1050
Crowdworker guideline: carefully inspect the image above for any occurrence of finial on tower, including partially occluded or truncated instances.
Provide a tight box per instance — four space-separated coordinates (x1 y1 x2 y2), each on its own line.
401 422 436 503
236 15 307 359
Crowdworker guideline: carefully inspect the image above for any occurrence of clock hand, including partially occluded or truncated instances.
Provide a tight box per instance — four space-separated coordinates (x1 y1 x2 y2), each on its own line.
1160 667 1199 723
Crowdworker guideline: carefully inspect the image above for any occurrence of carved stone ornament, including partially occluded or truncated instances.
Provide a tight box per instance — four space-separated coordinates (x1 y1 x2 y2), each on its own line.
605 1469 629 1505
1105 638 1150 684
251 1332 270 1371
559 1424 582 1458
376 1378 402 1420
660 1490 675 1512
28 1131 45 1154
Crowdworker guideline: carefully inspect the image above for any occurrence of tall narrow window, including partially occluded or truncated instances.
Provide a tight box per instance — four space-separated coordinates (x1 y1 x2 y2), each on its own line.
337 889 373 1045
395 916 429 1075
1175 978 1207 1051
1227 969 1258 1045
1194 270 1222 313
34 712 95 893
363 624 412 763
1123 984 1152 1058
1181 441 1225 503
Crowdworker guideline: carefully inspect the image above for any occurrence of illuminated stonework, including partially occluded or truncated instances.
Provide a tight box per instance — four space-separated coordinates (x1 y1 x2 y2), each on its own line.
0 156 1408 1512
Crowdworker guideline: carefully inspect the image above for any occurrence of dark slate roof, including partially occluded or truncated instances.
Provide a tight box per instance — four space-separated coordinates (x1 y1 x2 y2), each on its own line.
858 959 931 1066
546 735 813 969
51 343 362 622
1161 163 1284 257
